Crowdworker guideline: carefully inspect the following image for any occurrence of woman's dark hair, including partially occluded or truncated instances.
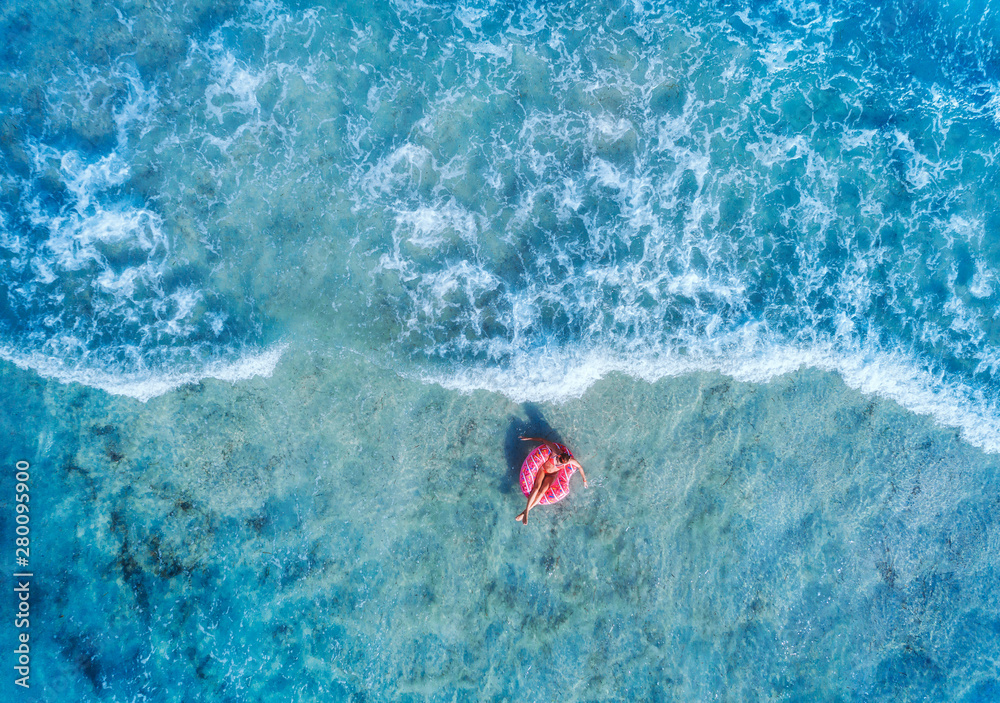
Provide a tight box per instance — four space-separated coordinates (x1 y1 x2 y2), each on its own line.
556 451 571 463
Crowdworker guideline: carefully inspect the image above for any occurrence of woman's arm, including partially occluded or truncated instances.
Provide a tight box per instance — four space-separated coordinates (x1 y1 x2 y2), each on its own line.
575 462 588 487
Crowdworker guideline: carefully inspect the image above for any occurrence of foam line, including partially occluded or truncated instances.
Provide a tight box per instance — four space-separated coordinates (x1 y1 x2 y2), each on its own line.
414 339 1000 454
0 343 288 403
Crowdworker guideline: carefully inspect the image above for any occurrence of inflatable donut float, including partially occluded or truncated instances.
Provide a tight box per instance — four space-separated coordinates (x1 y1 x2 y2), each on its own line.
519 443 576 505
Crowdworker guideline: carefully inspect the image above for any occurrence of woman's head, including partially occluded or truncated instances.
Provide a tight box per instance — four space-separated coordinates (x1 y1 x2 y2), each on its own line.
556 451 571 464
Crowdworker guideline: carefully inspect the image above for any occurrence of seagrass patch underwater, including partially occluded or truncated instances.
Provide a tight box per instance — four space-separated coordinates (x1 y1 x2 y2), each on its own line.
1 0 1000 700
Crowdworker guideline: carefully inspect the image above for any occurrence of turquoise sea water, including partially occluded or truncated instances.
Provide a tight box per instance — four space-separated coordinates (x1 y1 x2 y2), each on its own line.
2 0 1000 700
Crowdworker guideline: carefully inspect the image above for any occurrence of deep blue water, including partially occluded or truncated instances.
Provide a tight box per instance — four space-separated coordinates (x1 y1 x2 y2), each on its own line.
2 0 1000 701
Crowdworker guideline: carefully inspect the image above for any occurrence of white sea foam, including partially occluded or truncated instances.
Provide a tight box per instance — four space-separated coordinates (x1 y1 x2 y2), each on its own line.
761 39 805 72
204 47 265 124
360 143 436 197
414 336 1000 454
394 202 480 249
467 40 513 63
111 65 160 145
2 130 262 403
22 145 170 298
969 260 996 299
748 134 807 168
0 343 288 402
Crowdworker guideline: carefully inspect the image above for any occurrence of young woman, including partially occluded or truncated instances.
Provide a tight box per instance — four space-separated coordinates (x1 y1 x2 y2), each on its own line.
515 436 587 525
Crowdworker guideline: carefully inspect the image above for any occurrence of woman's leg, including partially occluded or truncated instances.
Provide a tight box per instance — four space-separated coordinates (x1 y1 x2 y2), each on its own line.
516 466 552 524
526 473 556 514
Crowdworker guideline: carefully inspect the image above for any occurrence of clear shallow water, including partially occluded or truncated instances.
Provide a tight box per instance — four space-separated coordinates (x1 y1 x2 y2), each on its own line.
5 355 1000 701
2 0 1000 700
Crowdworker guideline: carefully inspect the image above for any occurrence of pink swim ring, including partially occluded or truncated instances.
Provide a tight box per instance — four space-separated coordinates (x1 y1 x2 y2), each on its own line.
519 443 577 505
